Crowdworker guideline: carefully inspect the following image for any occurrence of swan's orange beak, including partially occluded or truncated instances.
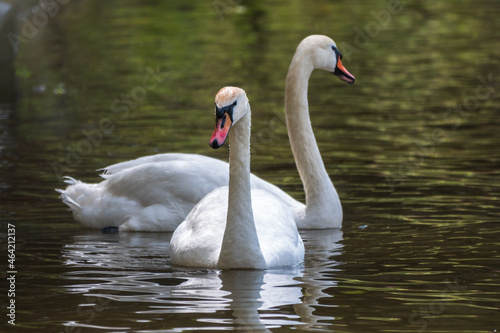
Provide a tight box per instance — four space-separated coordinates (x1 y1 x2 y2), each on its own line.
209 113 232 149
334 57 355 85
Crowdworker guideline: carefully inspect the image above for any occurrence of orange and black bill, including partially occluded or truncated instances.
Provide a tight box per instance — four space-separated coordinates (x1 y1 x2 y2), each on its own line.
209 113 232 149
209 101 236 149
333 48 355 84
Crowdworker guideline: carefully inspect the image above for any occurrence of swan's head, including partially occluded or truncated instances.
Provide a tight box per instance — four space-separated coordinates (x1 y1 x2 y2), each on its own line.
209 87 249 149
300 35 355 85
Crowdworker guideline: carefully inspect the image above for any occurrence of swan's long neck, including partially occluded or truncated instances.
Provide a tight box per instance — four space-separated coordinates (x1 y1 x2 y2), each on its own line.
285 49 342 228
218 108 267 269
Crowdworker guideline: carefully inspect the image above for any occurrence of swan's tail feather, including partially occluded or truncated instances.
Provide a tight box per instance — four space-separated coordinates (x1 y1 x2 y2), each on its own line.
98 168 112 179
62 176 81 185
55 188 82 209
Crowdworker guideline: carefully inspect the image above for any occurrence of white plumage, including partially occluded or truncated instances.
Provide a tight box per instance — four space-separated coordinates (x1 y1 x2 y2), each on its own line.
57 35 355 231
170 187 305 268
170 87 304 269
57 154 301 232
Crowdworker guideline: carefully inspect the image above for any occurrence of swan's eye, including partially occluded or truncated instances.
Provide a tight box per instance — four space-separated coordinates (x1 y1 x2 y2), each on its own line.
215 100 237 121
331 46 343 60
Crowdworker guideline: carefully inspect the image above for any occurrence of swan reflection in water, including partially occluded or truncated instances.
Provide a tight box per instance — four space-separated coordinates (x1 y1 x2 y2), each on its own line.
61 229 343 331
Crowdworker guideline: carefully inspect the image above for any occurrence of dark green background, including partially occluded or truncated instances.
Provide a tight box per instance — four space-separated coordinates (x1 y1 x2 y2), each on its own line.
0 0 499 331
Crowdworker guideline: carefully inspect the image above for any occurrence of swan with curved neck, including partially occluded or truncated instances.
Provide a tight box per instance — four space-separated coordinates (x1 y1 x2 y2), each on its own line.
285 34 355 228
170 87 304 269
56 35 354 232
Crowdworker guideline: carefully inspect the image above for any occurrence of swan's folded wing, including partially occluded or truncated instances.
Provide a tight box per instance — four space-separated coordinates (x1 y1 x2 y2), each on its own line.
99 153 222 177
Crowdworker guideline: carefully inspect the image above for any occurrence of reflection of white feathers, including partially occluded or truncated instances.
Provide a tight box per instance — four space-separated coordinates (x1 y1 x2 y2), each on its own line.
294 229 344 330
57 34 350 232
61 229 343 330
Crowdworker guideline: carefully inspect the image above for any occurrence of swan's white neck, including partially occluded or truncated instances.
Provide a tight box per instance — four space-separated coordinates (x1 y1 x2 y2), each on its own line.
218 108 267 269
285 47 342 228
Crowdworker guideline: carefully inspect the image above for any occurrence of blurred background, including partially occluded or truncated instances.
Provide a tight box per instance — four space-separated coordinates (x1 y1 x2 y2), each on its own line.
0 0 499 332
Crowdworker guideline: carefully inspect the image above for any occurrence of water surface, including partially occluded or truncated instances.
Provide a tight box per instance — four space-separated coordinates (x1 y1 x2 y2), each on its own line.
1 0 499 332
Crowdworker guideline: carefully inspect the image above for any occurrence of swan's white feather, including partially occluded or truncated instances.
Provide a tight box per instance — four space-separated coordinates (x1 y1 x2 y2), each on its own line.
57 35 350 231
170 187 304 269
57 153 304 231
170 87 304 269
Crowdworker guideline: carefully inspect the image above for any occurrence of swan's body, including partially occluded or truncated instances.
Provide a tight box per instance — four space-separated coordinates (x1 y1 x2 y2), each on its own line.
58 154 301 232
170 87 304 269
57 35 355 231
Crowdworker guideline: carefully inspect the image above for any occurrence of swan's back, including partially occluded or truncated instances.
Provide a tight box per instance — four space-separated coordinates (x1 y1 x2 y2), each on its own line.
100 153 214 176
59 154 230 231
58 153 303 232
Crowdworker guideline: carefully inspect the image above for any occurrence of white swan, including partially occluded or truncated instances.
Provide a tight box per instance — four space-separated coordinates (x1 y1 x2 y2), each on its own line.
170 87 304 269
284 35 355 228
57 34 355 231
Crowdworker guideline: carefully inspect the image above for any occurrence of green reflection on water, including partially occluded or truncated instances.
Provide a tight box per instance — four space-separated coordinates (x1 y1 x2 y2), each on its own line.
1 0 499 332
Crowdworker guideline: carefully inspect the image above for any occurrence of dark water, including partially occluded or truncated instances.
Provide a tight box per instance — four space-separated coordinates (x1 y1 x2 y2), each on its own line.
1 0 499 332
